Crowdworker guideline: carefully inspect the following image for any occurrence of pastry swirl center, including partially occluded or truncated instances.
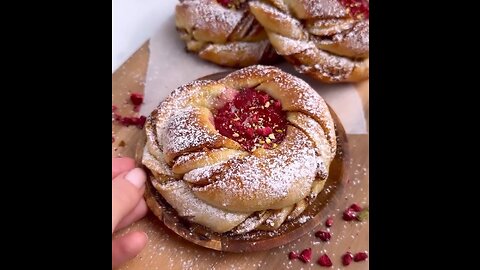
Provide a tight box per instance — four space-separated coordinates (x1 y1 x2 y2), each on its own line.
213 88 287 152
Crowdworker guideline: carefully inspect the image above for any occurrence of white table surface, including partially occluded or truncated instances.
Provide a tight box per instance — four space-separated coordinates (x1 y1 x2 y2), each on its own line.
112 0 176 73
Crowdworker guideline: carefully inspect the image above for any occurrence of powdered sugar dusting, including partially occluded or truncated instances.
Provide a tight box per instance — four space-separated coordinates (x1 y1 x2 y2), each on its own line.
297 215 311 224
152 80 219 149
292 0 347 19
340 20 369 56
142 147 175 177
202 39 269 58
300 49 354 79
163 106 221 158
177 0 246 41
183 161 229 183
287 112 334 169
261 206 292 229
154 180 251 233
232 211 270 234
250 0 368 82
312 20 369 58
176 0 277 67
268 32 315 55
193 126 318 212
249 1 304 39
175 151 207 165
222 64 278 84
306 18 355 36
256 68 337 151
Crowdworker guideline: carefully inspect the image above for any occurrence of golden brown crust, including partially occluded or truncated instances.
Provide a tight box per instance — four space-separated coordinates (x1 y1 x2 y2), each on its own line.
175 0 278 67
172 148 248 175
285 0 347 19
249 0 369 83
151 177 251 233
143 65 336 233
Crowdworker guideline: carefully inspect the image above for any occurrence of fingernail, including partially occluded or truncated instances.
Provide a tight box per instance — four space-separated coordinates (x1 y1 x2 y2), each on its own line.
125 168 146 188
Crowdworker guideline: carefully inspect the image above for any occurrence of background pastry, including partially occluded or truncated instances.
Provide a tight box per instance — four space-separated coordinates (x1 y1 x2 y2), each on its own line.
249 0 369 83
175 0 278 67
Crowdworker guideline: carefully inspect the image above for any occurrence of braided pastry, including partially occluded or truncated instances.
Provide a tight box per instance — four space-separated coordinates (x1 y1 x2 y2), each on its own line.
248 0 369 83
142 65 336 234
175 0 278 67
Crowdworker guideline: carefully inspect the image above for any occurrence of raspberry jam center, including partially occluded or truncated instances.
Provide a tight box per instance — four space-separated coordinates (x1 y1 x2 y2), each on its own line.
339 0 369 19
217 0 232 6
217 0 248 9
213 88 287 152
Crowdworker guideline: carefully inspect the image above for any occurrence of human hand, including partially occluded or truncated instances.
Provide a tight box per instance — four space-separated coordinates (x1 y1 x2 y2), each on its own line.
112 157 148 269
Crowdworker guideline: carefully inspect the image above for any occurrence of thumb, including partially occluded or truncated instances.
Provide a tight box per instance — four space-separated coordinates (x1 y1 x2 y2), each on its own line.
112 168 146 232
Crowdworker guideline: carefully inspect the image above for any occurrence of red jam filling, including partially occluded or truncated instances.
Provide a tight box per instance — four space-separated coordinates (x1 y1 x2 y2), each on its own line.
213 88 287 152
217 0 232 6
217 0 247 9
339 0 369 19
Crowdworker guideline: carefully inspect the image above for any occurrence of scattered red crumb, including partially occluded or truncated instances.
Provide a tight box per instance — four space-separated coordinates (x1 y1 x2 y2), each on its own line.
299 248 312 263
112 100 146 129
353 252 368 262
114 113 146 129
343 208 357 221
122 115 146 128
349 203 363 212
130 93 143 106
317 254 333 267
343 204 367 221
288 251 299 260
342 252 353 266
315 230 331 242
325 216 334 227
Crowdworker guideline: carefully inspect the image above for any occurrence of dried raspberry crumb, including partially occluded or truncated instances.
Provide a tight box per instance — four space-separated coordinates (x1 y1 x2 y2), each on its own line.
130 93 143 106
353 252 368 262
317 254 333 267
217 0 231 6
114 115 146 129
349 203 362 212
288 251 298 260
298 248 312 263
343 208 357 221
114 113 122 121
342 252 353 266
315 230 331 242
274 100 281 108
135 116 147 128
325 217 334 227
